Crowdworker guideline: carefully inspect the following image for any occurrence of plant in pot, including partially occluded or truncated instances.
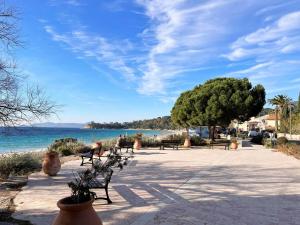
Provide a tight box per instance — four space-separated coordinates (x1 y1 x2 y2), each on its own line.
230 138 239 150
42 149 61 176
133 133 142 150
52 153 129 225
52 168 103 225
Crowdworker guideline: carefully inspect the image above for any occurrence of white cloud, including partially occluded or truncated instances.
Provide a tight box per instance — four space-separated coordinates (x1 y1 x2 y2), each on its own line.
225 11 300 61
44 26 136 82
136 0 238 95
49 0 82 7
43 0 300 101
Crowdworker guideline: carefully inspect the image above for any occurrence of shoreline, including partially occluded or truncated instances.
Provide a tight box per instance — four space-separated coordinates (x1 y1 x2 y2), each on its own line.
0 130 177 155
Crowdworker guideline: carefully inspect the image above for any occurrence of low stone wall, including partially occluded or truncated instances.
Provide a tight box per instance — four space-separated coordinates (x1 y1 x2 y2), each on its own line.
278 133 300 140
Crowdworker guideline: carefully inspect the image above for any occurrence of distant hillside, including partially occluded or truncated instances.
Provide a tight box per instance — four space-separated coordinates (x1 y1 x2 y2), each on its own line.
87 116 173 130
32 122 85 128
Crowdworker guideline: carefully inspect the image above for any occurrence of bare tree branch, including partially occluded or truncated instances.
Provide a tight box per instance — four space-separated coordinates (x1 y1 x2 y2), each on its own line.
0 1 57 127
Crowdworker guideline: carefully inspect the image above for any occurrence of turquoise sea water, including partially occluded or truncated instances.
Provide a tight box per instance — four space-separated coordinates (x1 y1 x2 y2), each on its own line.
0 127 162 153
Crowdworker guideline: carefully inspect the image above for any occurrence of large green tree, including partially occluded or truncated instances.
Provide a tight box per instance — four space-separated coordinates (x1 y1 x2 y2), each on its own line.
191 78 265 139
171 90 194 147
172 78 265 140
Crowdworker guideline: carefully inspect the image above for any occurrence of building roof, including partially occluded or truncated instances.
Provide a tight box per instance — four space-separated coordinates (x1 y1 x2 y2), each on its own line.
265 114 280 120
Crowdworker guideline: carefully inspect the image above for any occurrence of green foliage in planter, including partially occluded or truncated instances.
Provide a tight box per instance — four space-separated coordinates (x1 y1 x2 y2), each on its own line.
67 152 129 204
0 153 42 179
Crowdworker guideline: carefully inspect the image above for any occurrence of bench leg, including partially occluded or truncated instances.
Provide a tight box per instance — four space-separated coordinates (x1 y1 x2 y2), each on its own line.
105 186 112 204
80 157 84 166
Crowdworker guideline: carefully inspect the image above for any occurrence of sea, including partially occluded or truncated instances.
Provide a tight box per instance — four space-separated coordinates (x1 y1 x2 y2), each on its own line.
0 127 163 153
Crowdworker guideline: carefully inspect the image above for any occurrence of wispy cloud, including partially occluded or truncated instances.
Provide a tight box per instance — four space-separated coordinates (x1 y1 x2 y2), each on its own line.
43 0 300 101
49 0 82 7
136 0 237 95
225 11 300 61
44 25 137 82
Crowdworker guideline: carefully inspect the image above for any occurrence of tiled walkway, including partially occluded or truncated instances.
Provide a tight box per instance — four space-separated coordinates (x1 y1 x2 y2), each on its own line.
13 145 300 225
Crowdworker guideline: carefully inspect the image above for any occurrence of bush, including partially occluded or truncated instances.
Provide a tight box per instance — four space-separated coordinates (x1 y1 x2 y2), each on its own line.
190 136 206 146
277 144 300 159
0 152 42 179
141 137 161 147
276 137 288 145
263 138 273 148
165 134 185 145
48 138 87 156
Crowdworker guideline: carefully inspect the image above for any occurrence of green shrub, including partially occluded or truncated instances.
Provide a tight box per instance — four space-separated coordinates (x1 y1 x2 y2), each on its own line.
278 144 300 159
263 139 273 148
141 137 161 147
276 137 288 145
165 134 185 145
0 152 42 179
190 136 206 146
48 138 87 156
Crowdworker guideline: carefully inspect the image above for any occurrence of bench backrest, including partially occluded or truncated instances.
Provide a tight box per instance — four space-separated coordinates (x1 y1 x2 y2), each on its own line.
161 139 181 144
120 140 134 147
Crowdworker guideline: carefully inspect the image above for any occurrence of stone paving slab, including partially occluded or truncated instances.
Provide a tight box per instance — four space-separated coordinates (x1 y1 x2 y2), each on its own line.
12 145 300 225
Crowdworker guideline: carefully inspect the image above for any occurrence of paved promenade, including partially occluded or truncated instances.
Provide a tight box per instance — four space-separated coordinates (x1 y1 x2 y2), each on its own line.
13 145 300 225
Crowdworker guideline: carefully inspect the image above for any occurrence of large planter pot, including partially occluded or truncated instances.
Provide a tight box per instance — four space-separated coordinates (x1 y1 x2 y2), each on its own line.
134 139 142 150
42 151 61 176
183 138 191 148
52 197 103 225
231 142 238 150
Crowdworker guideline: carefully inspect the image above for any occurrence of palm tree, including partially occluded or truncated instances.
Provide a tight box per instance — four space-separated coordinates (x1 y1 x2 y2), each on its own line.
269 95 292 133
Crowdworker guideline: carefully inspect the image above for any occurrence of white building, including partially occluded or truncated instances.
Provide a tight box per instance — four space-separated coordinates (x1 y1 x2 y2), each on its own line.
232 114 280 131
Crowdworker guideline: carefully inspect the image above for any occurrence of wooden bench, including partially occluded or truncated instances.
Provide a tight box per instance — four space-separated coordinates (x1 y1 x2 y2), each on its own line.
210 141 230 150
80 146 104 166
88 153 130 204
160 140 181 150
88 168 113 204
116 141 134 153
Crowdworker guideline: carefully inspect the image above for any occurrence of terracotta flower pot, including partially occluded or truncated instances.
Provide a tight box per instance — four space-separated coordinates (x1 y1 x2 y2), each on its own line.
42 151 61 176
231 142 238 150
183 138 191 148
52 197 103 225
134 138 142 150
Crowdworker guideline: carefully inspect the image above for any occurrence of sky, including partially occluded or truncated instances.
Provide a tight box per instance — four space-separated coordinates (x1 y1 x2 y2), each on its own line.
11 0 300 123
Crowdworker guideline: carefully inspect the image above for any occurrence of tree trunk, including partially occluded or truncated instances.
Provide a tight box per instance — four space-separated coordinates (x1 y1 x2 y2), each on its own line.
183 127 191 148
279 107 286 137
212 126 216 141
275 108 278 132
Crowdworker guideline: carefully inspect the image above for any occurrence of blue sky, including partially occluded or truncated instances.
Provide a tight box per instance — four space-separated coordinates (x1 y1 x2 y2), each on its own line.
12 0 300 123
